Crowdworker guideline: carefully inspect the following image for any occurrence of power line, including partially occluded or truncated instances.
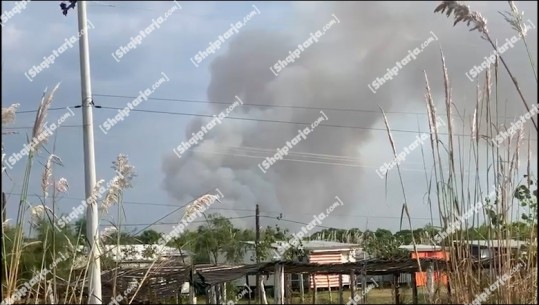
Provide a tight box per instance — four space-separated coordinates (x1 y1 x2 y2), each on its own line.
13 107 78 114
187 147 439 172
96 105 417 133
3 192 441 221
11 94 531 121
113 215 255 227
210 144 363 163
260 213 439 221
260 215 438 231
3 125 83 129
93 93 434 116
6 105 537 140
3 192 257 211
95 105 538 139
93 93 530 120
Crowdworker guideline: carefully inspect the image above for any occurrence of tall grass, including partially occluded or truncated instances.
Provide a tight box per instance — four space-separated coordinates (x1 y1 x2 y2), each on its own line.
1 86 137 304
431 2 536 303
379 2 537 303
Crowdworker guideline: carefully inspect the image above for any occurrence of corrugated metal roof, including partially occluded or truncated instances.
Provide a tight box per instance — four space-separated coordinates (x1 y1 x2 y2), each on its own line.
271 240 360 251
399 244 442 252
100 256 521 301
455 239 528 249
303 240 361 251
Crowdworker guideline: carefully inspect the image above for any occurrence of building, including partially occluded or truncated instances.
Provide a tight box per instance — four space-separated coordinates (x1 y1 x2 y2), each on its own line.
102 244 190 267
399 244 449 287
221 241 279 292
225 240 361 290
300 240 360 289
271 240 362 289
453 239 528 259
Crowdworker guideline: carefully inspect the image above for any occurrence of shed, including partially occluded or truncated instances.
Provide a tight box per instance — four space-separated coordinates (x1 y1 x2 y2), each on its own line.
399 244 448 287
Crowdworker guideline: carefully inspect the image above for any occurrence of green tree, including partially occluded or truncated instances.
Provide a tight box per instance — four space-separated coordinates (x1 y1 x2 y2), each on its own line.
189 214 249 264
74 218 87 242
103 231 138 245
394 229 413 244
374 228 393 239
515 180 538 226
363 228 408 259
259 225 304 261
138 229 162 244
14 218 79 282
310 228 363 243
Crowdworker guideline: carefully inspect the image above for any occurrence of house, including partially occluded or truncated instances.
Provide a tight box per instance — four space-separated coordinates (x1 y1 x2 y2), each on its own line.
453 239 528 259
76 244 190 267
269 240 360 289
102 244 190 266
399 244 448 287
223 240 361 291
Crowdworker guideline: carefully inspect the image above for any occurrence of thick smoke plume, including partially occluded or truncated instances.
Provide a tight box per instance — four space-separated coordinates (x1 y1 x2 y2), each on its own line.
162 2 537 229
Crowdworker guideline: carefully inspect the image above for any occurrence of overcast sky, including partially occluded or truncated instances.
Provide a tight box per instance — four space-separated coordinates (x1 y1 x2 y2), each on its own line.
2 1 537 237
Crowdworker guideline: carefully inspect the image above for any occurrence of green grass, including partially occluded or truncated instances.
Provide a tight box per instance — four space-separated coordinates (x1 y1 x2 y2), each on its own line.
190 287 449 304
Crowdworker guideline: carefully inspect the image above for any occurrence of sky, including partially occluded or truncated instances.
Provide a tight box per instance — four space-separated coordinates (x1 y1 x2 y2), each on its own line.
1 1 537 238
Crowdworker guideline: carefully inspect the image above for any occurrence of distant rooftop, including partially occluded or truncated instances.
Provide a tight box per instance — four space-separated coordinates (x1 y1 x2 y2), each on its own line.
102 244 190 262
269 240 360 252
301 240 361 251
399 244 442 252
244 240 360 252
455 239 528 249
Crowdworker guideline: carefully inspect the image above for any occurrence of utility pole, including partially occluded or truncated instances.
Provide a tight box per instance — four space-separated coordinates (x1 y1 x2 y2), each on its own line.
255 204 260 304
77 2 101 303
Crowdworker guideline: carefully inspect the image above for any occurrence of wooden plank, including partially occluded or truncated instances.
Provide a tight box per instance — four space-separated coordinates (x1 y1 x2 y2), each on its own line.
246 274 251 305
338 274 343 305
393 273 400 305
426 262 434 303
361 271 367 304
327 274 332 303
312 274 317 304
411 272 418 305
280 265 285 304
215 284 220 305
350 270 356 302
274 263 285 304
222 282 226 303
299 274 305 304
287 274 293 304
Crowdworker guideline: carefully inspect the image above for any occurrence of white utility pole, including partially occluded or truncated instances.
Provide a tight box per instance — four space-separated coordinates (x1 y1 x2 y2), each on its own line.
77 2 102 303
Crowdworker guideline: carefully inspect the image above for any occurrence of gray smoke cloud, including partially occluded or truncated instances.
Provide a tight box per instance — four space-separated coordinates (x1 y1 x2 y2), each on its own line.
161 1 537 230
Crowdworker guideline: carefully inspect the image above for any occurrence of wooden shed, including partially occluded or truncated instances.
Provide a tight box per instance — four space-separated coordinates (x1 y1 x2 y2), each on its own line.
399 244 449 286
303 240 361 289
